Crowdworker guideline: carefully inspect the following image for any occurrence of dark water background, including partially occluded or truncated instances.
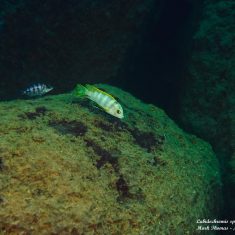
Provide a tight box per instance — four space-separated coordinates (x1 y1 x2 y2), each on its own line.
0 0 195 120
116 0 196 119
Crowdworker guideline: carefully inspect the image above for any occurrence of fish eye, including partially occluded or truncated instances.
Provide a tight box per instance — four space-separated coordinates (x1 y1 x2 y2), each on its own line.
116 109 121 114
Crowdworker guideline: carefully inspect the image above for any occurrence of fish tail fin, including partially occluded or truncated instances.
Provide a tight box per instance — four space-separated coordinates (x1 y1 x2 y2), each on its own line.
74 84 88 97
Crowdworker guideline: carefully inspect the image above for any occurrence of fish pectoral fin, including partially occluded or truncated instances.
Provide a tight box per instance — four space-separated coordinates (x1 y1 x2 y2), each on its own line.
92 103 109 114
91 102 103 110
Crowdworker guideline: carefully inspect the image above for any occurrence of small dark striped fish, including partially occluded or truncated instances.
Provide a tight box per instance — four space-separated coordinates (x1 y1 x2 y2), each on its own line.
23 84 53 97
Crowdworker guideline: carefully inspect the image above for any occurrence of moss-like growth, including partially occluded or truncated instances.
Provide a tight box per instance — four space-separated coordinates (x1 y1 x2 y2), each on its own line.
0 84 221 234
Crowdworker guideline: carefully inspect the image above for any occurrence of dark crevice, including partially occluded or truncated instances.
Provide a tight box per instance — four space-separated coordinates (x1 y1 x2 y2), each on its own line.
0 157 4 171
94 118 165 152
116 175 145 203
94 119 129 133
49 119 87 137
19 106 48 120
116 175 130 198
129 129 165 152
85 139 119 172
84 139 145 202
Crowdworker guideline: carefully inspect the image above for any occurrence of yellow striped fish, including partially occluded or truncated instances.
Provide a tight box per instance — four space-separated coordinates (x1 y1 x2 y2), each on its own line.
74 84 124 119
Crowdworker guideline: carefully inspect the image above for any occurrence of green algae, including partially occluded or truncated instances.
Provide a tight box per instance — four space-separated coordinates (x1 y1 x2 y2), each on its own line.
0 85 221 234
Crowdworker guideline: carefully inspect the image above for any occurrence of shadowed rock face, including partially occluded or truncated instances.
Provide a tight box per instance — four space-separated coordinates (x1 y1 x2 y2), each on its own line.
0 0 160 99
0 85 221 234
178 0 235 217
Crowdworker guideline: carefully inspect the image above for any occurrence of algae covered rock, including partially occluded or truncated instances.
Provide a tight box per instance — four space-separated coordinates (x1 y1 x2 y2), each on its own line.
0 85 221 234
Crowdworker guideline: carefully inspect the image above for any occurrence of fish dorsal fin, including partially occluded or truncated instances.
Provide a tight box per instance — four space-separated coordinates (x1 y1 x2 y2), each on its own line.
85 84 115 100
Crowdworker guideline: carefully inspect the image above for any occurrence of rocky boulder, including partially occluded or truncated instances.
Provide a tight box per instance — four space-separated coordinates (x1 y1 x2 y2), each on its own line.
0 85 221 234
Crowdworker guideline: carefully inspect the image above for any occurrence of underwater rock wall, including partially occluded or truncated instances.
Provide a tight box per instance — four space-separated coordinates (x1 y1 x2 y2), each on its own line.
178 0 235 216
0 0 160 99
0 85 221 234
